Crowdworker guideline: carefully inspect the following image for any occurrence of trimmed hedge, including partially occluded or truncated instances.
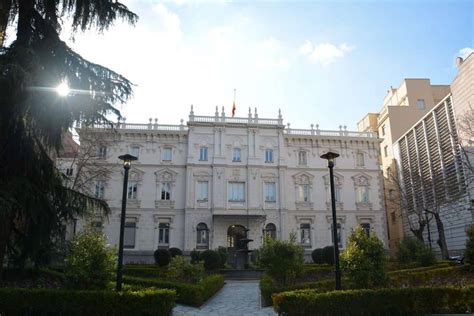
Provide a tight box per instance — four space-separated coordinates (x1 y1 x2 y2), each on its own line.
390 265 473 287
0 288 176 316
123 266 167 279
123 274 225 306
273 286 474 316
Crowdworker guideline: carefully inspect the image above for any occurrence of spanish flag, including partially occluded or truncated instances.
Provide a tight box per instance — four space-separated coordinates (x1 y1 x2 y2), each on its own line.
232 89 236 117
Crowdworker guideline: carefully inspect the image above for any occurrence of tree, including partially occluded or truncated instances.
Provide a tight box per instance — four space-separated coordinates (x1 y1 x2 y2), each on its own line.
0 1 137 279
340 228 389 289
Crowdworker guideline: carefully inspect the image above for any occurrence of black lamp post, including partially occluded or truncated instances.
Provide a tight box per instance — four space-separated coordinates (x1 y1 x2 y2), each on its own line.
320 151 342 290
116 154 137 291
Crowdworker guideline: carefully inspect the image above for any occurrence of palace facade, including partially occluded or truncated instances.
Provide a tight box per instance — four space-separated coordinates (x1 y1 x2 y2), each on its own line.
72 107 387 262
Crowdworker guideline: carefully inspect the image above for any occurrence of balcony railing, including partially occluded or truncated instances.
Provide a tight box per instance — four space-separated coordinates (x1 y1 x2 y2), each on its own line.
78 121 188 132
190 115 283 126
284 127 377 138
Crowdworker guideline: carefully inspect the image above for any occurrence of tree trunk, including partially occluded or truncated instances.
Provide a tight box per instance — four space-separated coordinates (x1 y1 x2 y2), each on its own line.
410 217 426 242
17 0 35 45
433 212 449 259
0 217 12 282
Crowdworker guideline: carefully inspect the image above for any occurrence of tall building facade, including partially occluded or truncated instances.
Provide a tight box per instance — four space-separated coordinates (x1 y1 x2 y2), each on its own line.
393 94 471 255
358 79 450 256
73 108 387 263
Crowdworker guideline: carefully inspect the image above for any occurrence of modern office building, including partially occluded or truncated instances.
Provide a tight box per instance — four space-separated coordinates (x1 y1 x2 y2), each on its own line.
70 108 387 263
358 79 450 256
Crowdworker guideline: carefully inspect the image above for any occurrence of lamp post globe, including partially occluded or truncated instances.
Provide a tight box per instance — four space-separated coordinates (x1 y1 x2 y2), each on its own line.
116 154 138 291
320 151 342 290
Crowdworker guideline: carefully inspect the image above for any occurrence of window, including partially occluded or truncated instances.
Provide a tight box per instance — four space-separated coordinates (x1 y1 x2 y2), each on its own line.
66 168 74 176
232 148 241 162
197 181 208 201
130 146 140 158
300 223 311 247
163 148 172 161
161 182 171 200
361 223 371 237
298 151 307 165
97 146 107 159
196 223 209 249
127 181 138 200
334 186 341 202
384 145 388 157
265 149 273 163
331 223 342 248
95 180 105 199
416 99 425 109
298 184 310 202
356 152 364 166
158 223 170 247
265 182 276 202
124 221 136 249
228 182 245 202
381 125 386 136
199 147 208 161
356 186 369 203
264 223 276 241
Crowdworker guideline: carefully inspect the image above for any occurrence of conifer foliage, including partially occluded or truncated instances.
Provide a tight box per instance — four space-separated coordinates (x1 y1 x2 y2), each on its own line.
0 1 137 278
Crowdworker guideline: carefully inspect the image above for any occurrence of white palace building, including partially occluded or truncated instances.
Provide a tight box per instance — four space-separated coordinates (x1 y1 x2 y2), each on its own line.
73 107 387 263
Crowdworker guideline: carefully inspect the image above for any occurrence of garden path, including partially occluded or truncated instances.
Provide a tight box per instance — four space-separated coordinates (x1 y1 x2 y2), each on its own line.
173 280 276 316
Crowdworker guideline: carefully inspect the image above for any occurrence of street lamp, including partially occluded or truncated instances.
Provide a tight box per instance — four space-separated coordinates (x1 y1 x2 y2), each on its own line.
116 154 138 291
320 151 342 290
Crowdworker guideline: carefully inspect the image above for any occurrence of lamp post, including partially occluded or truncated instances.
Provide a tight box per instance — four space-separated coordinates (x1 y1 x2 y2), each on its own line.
116 154 137 291
320 151 341 290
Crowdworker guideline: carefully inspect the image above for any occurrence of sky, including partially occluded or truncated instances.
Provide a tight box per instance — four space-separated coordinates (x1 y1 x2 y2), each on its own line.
19 0 474 130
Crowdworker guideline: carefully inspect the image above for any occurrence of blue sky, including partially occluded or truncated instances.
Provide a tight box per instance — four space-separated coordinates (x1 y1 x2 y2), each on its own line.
61 0 472 130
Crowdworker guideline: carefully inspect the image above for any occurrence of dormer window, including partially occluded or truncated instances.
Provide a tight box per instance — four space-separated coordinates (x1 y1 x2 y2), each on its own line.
298 151 307 165
233 148 241 162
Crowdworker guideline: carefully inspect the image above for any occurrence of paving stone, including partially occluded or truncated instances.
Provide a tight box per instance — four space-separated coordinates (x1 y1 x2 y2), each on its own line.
173 280 277 316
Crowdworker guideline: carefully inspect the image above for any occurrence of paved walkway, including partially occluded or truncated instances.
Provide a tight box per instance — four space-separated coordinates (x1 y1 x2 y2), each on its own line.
173 280 277 316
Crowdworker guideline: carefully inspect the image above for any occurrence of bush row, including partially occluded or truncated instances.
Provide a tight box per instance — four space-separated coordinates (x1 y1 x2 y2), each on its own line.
0 288 176 316
390 265 472 288
123 266 167 279
387 261 451 275
272 286 474 316
123 274 224 306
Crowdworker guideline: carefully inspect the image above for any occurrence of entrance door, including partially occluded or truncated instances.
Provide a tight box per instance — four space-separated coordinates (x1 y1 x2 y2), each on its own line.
227 225 246 249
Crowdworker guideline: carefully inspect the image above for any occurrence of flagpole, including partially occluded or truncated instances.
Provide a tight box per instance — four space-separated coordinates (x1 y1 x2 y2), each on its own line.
232 89 236 117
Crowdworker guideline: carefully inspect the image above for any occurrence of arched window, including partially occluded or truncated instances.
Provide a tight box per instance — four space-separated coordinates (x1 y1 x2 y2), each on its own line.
264 223 276 241
196 223 209 249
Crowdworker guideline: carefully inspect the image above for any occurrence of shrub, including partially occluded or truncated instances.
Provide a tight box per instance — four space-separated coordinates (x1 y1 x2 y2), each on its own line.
168 247 183 258
64 230 116 290
397 237 435 266
465 225 474 264
340 228 389 289
259 238 305 286
272 286 474 316
190 250 201 264
0 288 176 316
321 246 335 265
200 250 221 271
167 256 205 283
216 246 228 268
311 248 324 264
123 266 167 279
123 274 224 306
154 249 171 267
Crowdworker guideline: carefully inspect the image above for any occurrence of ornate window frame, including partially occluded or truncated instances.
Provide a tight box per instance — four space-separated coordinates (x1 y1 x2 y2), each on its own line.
352 173 373 210
293 171 314 209
323 172 344 210
155 168 178 209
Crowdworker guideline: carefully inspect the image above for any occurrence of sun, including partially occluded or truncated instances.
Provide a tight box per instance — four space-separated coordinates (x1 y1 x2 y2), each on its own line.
56 81 70 97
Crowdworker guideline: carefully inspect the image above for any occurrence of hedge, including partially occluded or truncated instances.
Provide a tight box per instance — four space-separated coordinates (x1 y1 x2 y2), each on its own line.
123 274 225 306
0 288 176 316
273 286 474 316
390 265 472 287
123 266 167 279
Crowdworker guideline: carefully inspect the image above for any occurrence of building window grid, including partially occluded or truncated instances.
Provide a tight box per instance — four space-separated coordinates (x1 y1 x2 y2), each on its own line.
265 149 274 163
361 223 371 237
232 148 241 162
161 182 171 200
265 182 276 202
228 182 245 202
197 181 208 201
298 151 307 165
130 146 140 158
264 223 277 241
97 146 107 159
158 223 170 247
127 181 138 200
356 152 365 166
196 223 209 249
95 180 105 199
300 223 311 247
331 223 343 248
163 148 172 161
199 147 208 161
356 186 369 203
124 221 136 249
298 184 310 202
